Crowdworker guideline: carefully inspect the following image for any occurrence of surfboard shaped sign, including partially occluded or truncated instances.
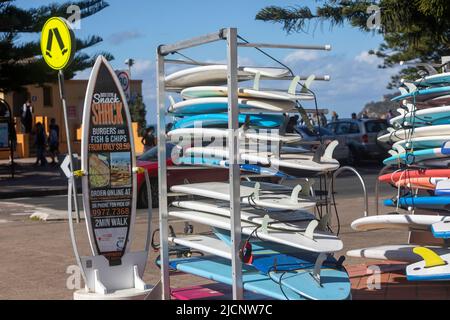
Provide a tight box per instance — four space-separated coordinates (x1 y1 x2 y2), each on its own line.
81 55 137 266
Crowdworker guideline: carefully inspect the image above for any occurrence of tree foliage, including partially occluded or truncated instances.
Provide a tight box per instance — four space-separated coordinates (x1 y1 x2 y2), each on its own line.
0 0 113 92
128 94 147 135
256 1 450 88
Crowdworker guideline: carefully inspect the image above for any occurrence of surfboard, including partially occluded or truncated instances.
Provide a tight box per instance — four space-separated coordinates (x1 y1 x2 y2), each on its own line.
351 214 450 232
171 199 316 232
393 135 450 149
167 127 302 144
431 220 450 238
170 181 316 211
406 249 450 281
184 142 340 177
391 85 450 104
435 179 450 196
163 255 312 300
393 177 448 191
174 156 293 179
168 97 297 115
378 125 450 143
383 147 446 166
202 229 350 300
172 113 286 129
168 209 343 253
390 105 450 127
384 196 450 211
180 86 314 101
414 72 450 86
165 65 290 88
419 157 450 168
379 169 450 184
81 55 137 265
347 245 450 262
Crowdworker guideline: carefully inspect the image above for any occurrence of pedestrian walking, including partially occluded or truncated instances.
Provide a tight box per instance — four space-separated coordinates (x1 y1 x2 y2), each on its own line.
35 122 47 166
331 111 339 122
21 99 33 133
141 126 156 152
319 112 327 126
48 118 60 165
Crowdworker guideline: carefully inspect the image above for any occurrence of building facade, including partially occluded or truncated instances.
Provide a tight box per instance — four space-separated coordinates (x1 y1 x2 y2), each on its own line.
0 79 145 159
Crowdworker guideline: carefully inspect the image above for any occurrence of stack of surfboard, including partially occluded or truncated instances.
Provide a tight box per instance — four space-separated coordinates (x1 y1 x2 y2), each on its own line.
348 70 450 281
161 65 350 300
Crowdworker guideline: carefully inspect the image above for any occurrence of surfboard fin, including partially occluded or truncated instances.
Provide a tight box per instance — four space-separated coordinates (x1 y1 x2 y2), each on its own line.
393 144 406 154
253 182 261 200
311 252 327 285
404 82 417 93
168 95 176 106
288 75 301 95
252 72 261 91
295 105 314 132
388 150 398 157
398 87 408 96
323 140 339 160
304 220 319 240
260 214 269 234
294 179 315 197
301 74 316 93
413 247 447 268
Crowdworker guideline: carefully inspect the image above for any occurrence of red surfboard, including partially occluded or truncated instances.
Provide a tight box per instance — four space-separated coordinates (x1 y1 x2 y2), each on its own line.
379 169 450 184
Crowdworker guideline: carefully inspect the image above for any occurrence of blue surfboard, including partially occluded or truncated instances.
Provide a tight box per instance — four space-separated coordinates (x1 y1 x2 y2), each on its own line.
212 228 351 300
392 86 450 103
384 196 450 211
165 256 307 300
383 148 443 166
172 114 286 129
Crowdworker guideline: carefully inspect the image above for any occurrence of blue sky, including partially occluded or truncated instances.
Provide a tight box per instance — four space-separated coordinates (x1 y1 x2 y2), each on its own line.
16 0 399 125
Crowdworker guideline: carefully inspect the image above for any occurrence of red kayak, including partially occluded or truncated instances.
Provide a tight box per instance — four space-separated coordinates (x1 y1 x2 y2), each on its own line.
379 169 450 184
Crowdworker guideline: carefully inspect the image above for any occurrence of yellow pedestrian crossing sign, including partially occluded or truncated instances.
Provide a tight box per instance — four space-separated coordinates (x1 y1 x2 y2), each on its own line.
40 17 76 70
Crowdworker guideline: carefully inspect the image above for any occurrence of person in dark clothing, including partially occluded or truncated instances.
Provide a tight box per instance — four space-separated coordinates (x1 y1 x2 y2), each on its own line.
48 118 60 164
286 116 298 133
141 126 156 152
351 112 357 120
21 99 33 133
35 122 47 166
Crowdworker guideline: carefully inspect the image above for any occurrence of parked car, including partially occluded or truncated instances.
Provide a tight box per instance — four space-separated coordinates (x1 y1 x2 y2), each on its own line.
136 143 228 208
325 118 389 165
293 125 350 163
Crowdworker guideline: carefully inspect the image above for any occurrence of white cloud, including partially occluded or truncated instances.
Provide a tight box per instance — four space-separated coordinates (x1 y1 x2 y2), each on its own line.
354 51 380 65
283 51 320 64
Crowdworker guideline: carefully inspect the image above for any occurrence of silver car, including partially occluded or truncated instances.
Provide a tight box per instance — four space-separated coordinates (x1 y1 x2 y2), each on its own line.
294 125 350 163
325 118 389 165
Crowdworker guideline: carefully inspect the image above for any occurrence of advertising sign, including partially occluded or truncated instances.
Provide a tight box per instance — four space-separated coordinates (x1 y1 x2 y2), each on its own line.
0 121 9 149
81 56 136 266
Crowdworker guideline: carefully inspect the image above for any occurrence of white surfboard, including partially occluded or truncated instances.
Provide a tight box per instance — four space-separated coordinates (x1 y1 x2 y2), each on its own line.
351 214 450 232
390 105 450 127
185 141 340 175
167 128 302 144
165 65 290 88
378 125 450 143
170 181 316 211
347 245 450 262
169 235 232 259
168 97 297 115
169 209 343 253
180 86 314 101
406 249 450 281
171 199 316 232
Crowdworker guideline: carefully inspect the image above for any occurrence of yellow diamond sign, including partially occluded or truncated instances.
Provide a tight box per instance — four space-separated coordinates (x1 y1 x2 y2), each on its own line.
40 17 76 70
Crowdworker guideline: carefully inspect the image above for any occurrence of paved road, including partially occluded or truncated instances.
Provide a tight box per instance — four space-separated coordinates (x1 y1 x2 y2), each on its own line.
0 163 411 299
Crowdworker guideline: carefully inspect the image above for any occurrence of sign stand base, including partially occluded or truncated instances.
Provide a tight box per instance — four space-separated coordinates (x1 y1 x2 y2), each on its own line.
72 252 161 300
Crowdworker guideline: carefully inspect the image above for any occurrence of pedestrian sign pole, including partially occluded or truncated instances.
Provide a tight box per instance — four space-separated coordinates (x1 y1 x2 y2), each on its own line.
40 17 80 223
